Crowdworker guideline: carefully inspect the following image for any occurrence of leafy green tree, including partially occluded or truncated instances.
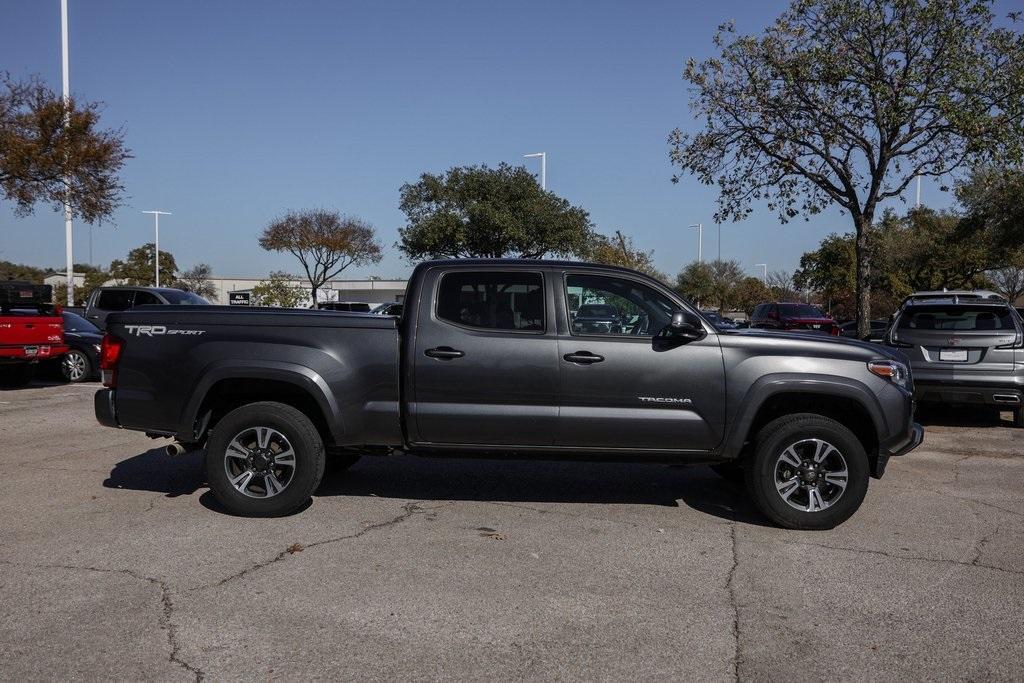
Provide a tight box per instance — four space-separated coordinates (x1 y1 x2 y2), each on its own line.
670 0 1024 337
955 166 1024 249
705 259 746 312
794 233 857 307
587 230 667 281
109 243 178 287
398 163 594 260
675 261 715 307
1 75 129 223
251 271 305 308
0 259 46 282
176 263 218 299
259 209 382 306
734 276 772 316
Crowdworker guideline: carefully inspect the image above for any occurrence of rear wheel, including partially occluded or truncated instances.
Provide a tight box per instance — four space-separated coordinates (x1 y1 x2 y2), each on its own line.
205 401 325 517
61 350 92 383
746 414 869 530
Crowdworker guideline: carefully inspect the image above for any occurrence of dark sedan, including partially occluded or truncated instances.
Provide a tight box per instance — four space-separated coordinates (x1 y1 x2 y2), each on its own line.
48 311 102 382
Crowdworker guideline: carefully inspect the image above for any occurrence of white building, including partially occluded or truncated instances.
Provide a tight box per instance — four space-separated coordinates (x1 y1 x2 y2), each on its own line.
43 272 88 289
208 276 407 307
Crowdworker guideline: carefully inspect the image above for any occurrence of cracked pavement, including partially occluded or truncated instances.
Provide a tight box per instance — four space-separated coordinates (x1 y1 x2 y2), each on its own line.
1 383 1022 680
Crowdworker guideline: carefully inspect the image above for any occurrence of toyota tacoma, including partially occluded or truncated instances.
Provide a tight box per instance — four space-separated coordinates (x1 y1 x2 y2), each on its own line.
94 260 922 529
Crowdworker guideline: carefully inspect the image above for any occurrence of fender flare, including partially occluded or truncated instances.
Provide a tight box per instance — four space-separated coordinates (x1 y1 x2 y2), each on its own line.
175 359 342 442
721 373 885 459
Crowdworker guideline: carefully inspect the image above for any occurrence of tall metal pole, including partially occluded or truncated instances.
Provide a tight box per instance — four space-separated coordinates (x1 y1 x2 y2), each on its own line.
689 223 703 263
142 211 171 287
916 176 921 208
61 0 74 306
717 223 721 261
755 264 767 282
523 152 546 190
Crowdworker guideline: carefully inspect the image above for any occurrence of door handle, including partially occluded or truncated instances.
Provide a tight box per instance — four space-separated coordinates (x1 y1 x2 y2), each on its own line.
563 351 604 364
425 346 465 360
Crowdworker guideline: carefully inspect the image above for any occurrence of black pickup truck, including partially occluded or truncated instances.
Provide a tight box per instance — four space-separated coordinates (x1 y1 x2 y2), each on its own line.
94 260 922 529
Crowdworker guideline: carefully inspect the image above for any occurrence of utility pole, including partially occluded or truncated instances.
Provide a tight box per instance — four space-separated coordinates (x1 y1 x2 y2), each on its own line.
523 152 546 190
755 263 767 282
142 211 171 287
689 223 703 263
916 176 922 208
61 0 74 306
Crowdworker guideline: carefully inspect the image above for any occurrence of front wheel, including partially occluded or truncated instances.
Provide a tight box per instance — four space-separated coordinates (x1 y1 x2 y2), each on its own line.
746 414 869 530
205 401 326 517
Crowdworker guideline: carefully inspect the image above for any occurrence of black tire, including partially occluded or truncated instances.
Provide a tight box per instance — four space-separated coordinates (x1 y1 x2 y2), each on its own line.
709 462 745 483
205 401 325 517
60 350 92 383
745 413 869 530
0 364 36 388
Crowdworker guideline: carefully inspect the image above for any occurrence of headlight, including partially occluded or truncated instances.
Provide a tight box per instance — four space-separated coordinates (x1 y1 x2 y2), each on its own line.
868 360 909 388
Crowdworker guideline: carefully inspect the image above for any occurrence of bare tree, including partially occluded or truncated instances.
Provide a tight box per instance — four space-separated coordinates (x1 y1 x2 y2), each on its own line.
176 263 218 300
259 209 382 306
670 0 1024 337
987 264 1024 304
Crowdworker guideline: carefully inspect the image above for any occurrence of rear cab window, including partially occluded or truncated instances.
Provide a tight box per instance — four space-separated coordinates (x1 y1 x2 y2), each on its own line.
436 271 545 332
96 290 133 311
779 304 826 317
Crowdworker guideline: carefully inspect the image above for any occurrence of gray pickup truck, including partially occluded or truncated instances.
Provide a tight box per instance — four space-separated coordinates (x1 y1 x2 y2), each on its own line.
94 259 922 529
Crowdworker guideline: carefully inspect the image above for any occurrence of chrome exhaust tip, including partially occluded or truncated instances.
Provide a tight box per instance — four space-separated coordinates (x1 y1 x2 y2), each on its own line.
165 441 188 456
993 394 1020 405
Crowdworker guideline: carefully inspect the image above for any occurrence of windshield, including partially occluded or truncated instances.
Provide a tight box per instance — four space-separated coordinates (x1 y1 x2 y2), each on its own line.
898 306 1017 331
161 291 210 305
63 311 100 333
779 304 826 318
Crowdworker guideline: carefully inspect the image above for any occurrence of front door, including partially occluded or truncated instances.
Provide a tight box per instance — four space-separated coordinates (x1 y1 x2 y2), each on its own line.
556 271 726 451
411 268 559 446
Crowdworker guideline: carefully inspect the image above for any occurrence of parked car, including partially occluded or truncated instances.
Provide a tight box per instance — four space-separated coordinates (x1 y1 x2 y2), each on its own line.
94 259 921 529
316 302 373 312
839 320 889 342
751 302 838 335
701 310 738 330
83 286 210 330
571 303 627 334
0 282 68 387
371 302 404 316
45 311 102 382
886 295 1023 426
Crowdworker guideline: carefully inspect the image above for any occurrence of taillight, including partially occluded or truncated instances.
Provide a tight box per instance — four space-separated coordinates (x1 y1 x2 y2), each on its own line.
99 334 124 388
830 324 839 336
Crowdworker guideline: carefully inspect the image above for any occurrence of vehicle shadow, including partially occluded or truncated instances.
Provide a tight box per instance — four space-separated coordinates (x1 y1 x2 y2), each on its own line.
916 404 1015 429
103 447 206 497
103 448 769 525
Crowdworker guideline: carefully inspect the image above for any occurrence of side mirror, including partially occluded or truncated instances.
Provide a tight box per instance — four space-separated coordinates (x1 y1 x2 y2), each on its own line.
664 310 706 341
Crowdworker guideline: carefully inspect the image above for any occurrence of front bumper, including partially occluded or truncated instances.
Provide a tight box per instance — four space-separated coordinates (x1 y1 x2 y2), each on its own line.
94 389 119 428
873 420 924 478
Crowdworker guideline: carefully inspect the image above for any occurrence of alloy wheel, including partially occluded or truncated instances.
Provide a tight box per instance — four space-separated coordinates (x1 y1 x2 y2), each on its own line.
223 426 297 498
773 438 849 512
62 351 88 382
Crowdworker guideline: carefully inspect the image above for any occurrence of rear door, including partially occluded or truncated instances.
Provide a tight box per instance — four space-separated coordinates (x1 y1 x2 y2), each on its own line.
409 267 559 446
555 269 726 451
87 289 135 329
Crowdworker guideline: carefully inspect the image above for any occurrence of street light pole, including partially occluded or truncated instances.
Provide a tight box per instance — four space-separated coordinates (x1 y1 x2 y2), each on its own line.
689 223 703 263
523 152 546 190
755 263 767 282
916 176 921 208
142 211 171 287
61 0 74 306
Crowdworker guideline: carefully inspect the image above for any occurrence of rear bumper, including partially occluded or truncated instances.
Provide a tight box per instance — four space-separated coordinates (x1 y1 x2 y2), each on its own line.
94 389 119 428
914 381 1022 409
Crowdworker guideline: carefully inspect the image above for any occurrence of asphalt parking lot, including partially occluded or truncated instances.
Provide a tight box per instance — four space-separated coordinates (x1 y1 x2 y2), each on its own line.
1 381 1022 681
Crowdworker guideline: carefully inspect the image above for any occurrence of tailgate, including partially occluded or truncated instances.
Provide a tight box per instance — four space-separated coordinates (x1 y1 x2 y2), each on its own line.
0 314 65 347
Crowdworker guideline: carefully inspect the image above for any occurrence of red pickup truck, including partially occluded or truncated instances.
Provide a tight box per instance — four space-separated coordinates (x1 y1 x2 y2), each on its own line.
0 282 68 387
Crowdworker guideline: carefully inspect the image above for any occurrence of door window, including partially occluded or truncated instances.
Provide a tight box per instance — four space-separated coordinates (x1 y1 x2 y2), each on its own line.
436 271 544 332
133 291 161 306
96 290 133 311
565 273 675 337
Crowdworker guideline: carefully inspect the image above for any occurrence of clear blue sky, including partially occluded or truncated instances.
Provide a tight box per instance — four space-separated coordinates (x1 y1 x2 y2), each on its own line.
1 0 956 280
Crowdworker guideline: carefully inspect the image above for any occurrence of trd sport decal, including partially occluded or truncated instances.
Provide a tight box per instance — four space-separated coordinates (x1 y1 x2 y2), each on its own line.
124 325 206 337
